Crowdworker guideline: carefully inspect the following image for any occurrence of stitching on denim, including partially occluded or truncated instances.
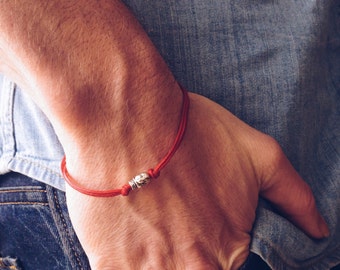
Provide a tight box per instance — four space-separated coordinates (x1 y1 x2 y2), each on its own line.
0 79 16 169
0 202 48 206
0 189 46 194
53 189 84 270
12 156 62 178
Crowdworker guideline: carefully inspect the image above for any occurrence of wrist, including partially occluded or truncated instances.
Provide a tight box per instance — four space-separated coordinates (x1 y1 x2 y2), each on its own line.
59 79 183 190
61 85 189 197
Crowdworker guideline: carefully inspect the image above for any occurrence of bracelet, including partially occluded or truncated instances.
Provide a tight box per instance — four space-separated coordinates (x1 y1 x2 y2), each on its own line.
61 85 190 197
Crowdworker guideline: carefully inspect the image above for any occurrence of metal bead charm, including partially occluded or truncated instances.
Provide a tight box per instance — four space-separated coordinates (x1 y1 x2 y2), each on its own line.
129 172 151 190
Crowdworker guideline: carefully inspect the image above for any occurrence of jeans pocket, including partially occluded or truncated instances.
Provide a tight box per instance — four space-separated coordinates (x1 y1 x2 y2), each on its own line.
0 172 84 270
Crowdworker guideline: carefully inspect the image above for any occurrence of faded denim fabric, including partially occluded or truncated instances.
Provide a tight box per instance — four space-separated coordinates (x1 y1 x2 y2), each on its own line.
0 172 90 269
0 77 65 190
0 0 339 269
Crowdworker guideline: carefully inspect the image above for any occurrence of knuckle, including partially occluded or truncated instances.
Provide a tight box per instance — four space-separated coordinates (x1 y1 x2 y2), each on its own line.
262 136 285 166
251 134 286 181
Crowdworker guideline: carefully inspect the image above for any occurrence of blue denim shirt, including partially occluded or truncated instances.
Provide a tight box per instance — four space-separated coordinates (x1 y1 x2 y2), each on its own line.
0 76 65 190
0 0 339 269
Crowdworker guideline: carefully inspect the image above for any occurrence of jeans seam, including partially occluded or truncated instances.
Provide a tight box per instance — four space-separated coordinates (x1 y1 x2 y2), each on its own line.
0 189 46 193
0 187 48 206
0 202 48 206
52 188 84 270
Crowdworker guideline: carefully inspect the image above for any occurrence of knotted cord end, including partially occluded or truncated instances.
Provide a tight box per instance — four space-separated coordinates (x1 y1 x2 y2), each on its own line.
121 184 132 196
148 168 160 179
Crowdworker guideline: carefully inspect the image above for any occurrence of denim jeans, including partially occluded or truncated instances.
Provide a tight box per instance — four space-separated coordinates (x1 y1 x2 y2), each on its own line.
0 0 339 269
0 172 90 270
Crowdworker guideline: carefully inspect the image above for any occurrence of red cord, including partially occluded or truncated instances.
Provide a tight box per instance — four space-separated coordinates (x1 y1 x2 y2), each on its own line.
61 85 190 197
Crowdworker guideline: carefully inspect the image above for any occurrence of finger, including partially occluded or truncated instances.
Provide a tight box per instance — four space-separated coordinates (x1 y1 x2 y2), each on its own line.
260 147 329 239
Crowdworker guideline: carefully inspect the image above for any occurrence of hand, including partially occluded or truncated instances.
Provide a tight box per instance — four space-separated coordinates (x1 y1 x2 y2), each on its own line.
66 91 329 270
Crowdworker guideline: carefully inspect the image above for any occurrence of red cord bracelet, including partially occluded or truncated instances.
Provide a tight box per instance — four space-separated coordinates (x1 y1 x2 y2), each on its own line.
61 85 190 197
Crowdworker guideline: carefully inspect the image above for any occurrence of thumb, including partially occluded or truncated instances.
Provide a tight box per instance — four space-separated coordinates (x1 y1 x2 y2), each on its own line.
259 145 329 239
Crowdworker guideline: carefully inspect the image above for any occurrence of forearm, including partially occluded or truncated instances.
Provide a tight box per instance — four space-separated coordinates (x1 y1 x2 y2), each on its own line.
0 0 182 187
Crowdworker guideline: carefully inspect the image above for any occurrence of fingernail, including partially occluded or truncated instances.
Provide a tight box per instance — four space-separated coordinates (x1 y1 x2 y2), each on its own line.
319 217 330 238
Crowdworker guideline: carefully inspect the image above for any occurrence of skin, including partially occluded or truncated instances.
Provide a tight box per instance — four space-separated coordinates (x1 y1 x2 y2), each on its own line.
0 0 329 269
